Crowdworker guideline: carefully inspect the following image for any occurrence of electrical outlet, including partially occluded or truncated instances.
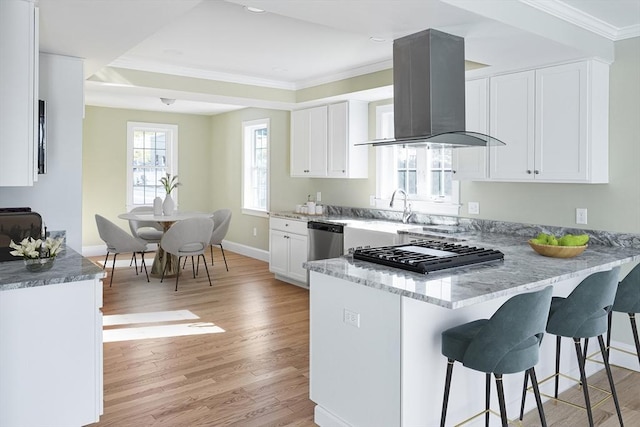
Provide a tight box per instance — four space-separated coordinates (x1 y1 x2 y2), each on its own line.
576 208 588 225
369 195 376 206
253 227 257 236
343 309 360 328
316 191 322 202
468 202 480 215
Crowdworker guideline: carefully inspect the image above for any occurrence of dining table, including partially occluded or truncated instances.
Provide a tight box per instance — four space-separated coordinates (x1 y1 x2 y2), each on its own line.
118 211 213 277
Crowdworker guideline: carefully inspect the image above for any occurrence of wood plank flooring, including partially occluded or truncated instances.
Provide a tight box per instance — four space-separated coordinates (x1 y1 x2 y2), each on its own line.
88 250 639 427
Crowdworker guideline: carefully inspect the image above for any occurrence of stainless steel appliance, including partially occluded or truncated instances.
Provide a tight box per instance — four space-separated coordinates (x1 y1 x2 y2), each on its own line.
353 239 504 274
308 221 344 261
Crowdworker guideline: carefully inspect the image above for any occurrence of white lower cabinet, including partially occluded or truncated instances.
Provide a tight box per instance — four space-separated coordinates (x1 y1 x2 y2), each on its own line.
269 217 308 286
0 278 103 426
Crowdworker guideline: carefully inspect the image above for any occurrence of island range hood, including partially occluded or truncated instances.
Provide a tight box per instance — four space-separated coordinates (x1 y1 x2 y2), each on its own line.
363 29 505 148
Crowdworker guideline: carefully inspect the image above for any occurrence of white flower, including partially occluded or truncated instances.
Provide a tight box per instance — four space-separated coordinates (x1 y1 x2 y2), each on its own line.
43 237 64 257
9 236 64 259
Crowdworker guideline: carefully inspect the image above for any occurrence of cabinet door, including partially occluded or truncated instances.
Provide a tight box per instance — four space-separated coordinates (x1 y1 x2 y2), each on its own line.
288 233 308 283
290 106 327 177
0 0 37 186
269 229 289 276
535 62 588 181
327 102 349 177
489 70 535 180
453 78 488 180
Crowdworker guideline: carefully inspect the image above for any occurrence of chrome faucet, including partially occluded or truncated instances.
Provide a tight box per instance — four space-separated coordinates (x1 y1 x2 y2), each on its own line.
390 188 413 223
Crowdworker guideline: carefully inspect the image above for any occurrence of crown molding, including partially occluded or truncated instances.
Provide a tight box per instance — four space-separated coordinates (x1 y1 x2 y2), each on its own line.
520 0 640 41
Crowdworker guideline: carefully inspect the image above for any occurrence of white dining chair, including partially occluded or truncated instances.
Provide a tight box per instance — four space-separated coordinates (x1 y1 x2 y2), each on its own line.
210 209 232 270
160 217 214 291
95 214 149 287
128 206 163 244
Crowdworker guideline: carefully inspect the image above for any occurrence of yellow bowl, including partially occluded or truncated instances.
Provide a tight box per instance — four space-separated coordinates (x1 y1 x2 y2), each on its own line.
528 240 588 258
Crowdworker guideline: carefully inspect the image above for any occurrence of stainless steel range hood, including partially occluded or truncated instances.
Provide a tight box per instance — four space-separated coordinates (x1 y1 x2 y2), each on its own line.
363 29 505 148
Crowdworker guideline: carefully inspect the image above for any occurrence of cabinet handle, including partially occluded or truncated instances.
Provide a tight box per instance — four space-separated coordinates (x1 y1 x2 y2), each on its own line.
526 170 532 174
452 170 457 174
534 170 540 174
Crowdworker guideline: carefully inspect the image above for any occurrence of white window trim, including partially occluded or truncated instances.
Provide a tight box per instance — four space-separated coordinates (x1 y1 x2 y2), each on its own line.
241 118 270 218
126 122 178 211
374 105 461 216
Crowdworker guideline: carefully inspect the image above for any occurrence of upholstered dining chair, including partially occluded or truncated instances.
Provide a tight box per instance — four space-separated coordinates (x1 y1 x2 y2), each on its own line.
209 209 232 270
520 268 623 427
95 214 149 287
127 206 163 244
440 286 553 427
160 217 214 291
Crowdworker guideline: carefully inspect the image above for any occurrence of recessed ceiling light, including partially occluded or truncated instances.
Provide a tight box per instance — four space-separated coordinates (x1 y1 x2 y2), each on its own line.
369 37 386 43
245 6 265 13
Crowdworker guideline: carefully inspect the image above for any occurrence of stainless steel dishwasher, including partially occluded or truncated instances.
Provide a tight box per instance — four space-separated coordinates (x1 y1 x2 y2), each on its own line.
307 221 344 261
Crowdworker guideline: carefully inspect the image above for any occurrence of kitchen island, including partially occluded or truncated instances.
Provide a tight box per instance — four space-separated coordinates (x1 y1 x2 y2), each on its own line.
0 248 105 426
305 231 640 427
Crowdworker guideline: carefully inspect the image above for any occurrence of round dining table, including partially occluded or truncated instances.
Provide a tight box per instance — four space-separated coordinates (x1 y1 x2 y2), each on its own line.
118 211 213 277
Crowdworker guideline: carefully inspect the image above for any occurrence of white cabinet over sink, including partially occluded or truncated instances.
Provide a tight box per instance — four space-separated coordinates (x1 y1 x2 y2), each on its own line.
291 101 368 179
455 60 609 184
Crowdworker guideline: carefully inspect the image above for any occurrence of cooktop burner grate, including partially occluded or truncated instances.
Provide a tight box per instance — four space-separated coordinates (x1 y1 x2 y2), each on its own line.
352 239 504 274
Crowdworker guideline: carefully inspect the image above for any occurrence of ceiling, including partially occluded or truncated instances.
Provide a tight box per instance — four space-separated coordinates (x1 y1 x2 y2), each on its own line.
37 0 640 115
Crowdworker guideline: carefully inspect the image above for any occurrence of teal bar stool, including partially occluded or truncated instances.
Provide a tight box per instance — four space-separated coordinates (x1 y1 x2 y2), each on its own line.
608 263 640 366
520 268 624 427
440 286 553 427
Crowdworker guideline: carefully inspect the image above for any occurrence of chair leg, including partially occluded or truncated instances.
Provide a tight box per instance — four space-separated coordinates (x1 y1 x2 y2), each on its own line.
210 245 214 266
598 335 624 426
485 373 490 427
494 374 508 427
132 252 139 276
175 256 182 291
630 313 640 367
109 253 117 287
555 335 562 398
220 244 228 271
129 252 135 267
103 252 109 270
607 310 613 363
191 256 197 278
140 252 149 282
529 367 547 427
201 254 212 286
519 369 529 420
440 359 454 427
160 257 168 283
574 338 595 427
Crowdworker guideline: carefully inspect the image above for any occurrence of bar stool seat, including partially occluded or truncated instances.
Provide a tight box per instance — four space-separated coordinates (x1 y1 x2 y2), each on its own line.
520 268 624 427
440 286 552 427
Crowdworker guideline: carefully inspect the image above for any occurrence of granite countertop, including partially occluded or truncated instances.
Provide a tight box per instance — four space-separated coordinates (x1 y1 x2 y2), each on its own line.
0 247 105 291
305 232 640 309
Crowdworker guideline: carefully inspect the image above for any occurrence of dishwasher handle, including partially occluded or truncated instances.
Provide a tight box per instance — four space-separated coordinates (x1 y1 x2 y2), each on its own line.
307 221 344 234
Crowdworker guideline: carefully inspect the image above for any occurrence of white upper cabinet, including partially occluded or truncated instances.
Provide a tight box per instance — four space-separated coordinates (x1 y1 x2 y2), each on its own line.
460 60 609 184
291 101 368 178
327 101 368 178
453 78 489 180
0 0 38 187
489 70 536 181
291 105 328 177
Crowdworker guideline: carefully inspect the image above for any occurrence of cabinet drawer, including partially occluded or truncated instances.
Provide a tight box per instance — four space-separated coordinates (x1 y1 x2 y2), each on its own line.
269 217 307 235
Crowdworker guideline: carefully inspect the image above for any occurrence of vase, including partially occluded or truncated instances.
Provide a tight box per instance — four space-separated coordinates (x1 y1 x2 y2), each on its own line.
162 194 175 215
24 257 55 272
153 196 163 215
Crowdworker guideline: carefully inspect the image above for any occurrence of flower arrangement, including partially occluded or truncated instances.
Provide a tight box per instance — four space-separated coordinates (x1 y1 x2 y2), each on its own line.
160 173 181 194
9 236 65 259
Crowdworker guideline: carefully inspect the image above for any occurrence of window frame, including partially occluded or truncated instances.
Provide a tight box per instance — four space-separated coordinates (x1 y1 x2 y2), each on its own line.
375 105 460 216
241 118 270 218
126 122 178 211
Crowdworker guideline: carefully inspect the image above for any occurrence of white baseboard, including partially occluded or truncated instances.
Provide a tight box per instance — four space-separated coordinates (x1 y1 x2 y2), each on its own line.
314 405 351 427
82 240 269 263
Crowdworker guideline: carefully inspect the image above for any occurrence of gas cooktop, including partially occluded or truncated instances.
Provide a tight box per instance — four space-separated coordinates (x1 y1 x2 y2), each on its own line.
352 240 504 274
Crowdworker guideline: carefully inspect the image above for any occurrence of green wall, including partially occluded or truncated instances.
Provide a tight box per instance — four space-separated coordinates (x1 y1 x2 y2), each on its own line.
82 106 212 247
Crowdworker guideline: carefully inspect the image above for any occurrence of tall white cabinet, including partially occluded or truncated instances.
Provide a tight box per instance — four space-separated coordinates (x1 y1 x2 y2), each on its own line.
290 101 368 178
455 60 609 184
0 0 39 186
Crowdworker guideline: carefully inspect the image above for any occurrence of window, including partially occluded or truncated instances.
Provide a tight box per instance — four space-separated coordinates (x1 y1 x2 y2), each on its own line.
375 105 460 215
242 118 269 217
126 122 178 210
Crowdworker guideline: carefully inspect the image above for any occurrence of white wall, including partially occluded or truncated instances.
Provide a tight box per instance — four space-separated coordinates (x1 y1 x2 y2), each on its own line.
0 53 84 251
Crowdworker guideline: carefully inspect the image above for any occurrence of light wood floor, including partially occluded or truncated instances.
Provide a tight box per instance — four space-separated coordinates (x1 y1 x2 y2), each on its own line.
88 250 639 427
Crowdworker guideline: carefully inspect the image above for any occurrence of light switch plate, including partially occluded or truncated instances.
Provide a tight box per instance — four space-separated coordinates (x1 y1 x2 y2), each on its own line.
468 202 480 215
576 208 588 224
